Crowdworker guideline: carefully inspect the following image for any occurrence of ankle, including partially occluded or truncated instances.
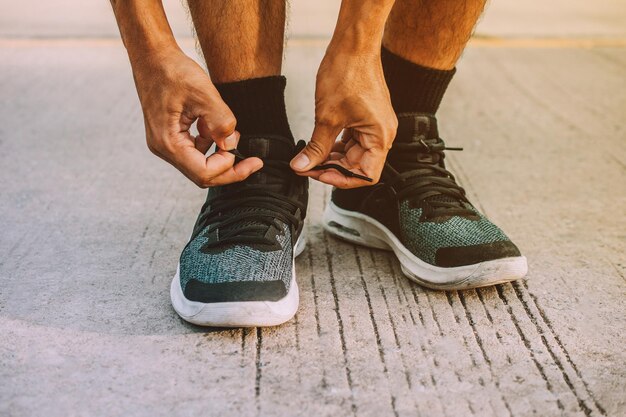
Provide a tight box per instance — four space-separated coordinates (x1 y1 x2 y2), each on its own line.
215 76 294 141
381 47 455 115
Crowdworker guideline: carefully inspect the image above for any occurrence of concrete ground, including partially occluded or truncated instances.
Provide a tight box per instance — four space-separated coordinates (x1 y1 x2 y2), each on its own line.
0 1 625 416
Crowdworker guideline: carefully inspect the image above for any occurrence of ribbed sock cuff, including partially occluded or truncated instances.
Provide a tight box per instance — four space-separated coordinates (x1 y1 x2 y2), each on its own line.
381 47 456 115
215 76 293 140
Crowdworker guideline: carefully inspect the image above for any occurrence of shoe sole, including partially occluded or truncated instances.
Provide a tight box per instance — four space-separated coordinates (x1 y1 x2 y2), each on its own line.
170 234 306 327
323 202 527 290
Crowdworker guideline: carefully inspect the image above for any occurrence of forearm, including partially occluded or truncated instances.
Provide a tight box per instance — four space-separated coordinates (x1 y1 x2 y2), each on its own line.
110 0 179 65
329 0 396 54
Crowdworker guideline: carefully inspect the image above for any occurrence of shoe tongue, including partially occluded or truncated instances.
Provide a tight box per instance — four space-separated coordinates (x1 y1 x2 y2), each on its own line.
391 113 442 165
395 113 439 144
232 135 296 190
237 135 295 162
390 114 468 217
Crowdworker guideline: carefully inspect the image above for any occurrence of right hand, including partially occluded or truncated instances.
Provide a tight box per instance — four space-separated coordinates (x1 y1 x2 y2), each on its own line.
131 47 262 187
290 49 397 188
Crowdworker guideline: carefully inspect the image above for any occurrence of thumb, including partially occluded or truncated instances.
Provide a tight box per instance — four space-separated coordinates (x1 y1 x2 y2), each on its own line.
291 123 341 172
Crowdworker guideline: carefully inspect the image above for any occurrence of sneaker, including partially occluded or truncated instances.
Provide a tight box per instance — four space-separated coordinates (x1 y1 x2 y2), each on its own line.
170 135 308 327
323 113 527 290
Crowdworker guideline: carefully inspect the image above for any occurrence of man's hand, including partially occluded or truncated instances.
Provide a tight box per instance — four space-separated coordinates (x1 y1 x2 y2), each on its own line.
132 48 262 187
110 0 261 187
290 50 397 188
289 0 397 188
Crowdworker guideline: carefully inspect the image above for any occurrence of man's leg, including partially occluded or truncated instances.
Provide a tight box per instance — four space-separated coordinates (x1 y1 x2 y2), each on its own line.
171 1 308 327
324 0 527 290
381 0 485 114
187 0 293 139
383 0 485 71
188 0 285 82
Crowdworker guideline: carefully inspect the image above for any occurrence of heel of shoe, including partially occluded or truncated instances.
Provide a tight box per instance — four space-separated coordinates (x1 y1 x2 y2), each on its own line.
323 202 390 250
294 230 307 257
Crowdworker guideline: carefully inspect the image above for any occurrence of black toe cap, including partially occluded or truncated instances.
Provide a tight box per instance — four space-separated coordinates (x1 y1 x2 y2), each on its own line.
435 240 521 268
184 279 288 303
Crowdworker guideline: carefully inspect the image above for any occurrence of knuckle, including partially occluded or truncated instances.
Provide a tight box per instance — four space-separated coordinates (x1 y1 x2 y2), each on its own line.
199 173 217 188
148 131 179 155
146 139 162 155
314 109 338 128
382 127 398 149
385 119 399 134
146 142 158 155
388 114 399 129
196 177 212 188
382 115 398 134
387 126 398 140
307 140 327 157
189 171 216 188
212 117 236 137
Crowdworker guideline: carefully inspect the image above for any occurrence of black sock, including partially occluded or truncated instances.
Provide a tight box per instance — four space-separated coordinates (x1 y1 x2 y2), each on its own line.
381 47 456 115
214 75 293 140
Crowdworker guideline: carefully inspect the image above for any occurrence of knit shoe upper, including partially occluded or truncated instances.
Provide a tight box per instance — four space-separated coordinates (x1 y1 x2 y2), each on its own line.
331 113 520 268
179 135 308 303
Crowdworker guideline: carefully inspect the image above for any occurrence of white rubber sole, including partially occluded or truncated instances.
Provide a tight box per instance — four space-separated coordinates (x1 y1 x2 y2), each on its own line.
170 234 306 327
323 202 528 290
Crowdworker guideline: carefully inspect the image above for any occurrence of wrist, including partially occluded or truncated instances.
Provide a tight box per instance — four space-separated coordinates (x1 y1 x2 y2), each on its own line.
328 0 394 54
126 34 180 65
328 29 382 56
129 43 182 74
112 0 180 64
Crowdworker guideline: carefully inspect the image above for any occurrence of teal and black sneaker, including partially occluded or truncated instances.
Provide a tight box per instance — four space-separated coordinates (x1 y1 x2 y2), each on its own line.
323 113 527 290
171 135 308 327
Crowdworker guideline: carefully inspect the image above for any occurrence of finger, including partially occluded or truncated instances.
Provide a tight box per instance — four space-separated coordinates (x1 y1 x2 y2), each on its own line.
344 140 366 164
171 142 255 187
331 140 346 153
292 151 345 179
341 128 354 144
348 147 387 184
296 167 366 188
193 134 214 155
290 123 342 172
294 169 323 180
295 157 371 188
204 157 264 186
311 143 384 187
169 144 230 186
318 170 372 189
343 138 358 153
196 91 239 150
204 149 263 184
328 151 344 161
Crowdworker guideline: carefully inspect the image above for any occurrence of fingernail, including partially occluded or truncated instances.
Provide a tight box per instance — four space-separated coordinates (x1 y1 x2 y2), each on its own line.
223 132 238 150
291 153 310 171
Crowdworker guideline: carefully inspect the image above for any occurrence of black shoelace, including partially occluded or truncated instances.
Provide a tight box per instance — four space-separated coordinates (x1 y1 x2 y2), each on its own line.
382 138 474 219
229 141 373 182
197 152 306 249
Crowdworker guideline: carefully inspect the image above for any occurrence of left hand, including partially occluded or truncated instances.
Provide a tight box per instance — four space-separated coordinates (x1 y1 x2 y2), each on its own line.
289 49 398 188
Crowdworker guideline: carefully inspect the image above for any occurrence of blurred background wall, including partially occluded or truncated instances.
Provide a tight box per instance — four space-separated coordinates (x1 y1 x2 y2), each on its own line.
1 0 626 40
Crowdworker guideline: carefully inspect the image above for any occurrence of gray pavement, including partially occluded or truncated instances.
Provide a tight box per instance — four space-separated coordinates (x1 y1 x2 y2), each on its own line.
1 2 625 417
